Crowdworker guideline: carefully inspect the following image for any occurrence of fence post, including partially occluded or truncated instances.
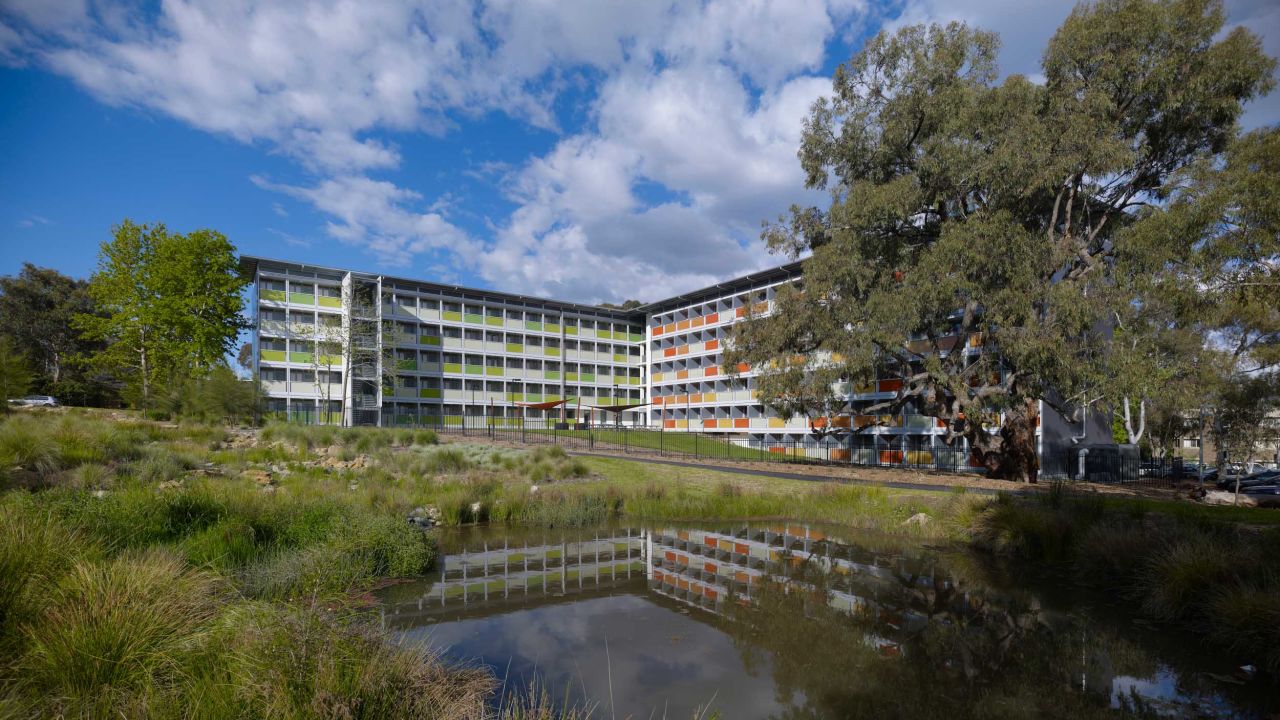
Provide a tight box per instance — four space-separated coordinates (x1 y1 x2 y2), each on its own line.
694 432 698 459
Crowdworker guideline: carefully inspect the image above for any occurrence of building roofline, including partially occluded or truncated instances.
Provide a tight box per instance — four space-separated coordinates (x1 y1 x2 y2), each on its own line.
633 258 805 315
239 255 645 322
239 254 806 321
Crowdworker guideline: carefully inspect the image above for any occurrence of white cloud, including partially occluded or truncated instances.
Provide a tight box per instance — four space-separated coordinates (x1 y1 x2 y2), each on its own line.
252 174 478 267
15 215 51 228
2 0 1273 303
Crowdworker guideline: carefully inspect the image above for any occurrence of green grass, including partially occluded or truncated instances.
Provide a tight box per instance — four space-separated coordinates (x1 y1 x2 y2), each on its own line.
5 409 1280 715
529 427 770 461
972 490 1280 672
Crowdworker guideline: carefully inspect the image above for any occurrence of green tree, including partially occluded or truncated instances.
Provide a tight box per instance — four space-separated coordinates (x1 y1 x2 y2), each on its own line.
0 336 34 409
162 365 261 424
77 221 249 408
730 0 1275 481
0 263 117 404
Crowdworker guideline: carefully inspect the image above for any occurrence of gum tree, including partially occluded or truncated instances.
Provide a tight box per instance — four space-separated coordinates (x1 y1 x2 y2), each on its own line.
729 0 1274 480
78 221 249 408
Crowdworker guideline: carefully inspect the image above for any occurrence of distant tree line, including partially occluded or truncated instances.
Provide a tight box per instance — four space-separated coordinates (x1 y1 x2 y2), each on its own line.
0 220 258 423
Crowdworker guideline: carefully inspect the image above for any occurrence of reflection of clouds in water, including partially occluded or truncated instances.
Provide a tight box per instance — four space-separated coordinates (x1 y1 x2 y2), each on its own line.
416 594 783 718
1111 669 1239 718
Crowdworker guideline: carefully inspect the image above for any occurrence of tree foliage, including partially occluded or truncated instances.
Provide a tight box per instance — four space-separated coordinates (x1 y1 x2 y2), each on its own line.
729 0 1275 480
0 336 35 409
0 263 118 405
77 220 249 408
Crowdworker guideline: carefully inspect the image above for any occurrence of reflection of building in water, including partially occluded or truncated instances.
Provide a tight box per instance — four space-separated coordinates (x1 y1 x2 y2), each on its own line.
646 525 938 655
381 524 943 638
380 530 649 626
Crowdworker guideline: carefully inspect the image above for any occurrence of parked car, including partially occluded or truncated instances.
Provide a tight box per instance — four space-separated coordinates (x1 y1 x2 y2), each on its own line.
1216 469 1280 490
7 395 59 407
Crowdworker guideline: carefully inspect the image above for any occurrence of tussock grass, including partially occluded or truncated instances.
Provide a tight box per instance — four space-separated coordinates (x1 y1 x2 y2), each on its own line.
262 421 438 452
973 494 1280 672
0 502 98 652
20 551 222 702
0 418 60 480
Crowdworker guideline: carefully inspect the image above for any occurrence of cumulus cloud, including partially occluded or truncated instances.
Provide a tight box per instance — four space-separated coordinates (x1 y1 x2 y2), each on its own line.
252 174 479 267
2 0 1274 303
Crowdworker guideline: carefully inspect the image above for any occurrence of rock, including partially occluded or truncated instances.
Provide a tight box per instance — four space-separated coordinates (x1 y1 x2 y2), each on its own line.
530 485 539 494
1201 490 1257 507
91 489 108 499
407 506 435 528
348 483 359 491
903 512 931 527
157 479 183 491
260 484 277 494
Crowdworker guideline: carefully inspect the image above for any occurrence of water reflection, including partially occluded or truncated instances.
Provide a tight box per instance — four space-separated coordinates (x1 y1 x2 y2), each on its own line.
378 525 1274 719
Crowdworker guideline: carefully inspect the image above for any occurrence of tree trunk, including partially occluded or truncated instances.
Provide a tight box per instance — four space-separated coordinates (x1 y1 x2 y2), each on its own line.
139 327 150 410
1123 396 1145 444
969 398 1040 482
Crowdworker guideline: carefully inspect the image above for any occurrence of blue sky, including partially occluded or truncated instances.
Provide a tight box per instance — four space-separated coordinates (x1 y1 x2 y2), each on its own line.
1 0 1276 304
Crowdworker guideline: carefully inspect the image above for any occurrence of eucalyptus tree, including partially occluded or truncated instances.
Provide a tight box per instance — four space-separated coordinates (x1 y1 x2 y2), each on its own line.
78 221 249 408
728 0 1275 480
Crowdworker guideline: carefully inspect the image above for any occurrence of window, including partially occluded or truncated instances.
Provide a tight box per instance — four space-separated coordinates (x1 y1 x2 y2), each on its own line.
261 368 287 382
291 369 315 384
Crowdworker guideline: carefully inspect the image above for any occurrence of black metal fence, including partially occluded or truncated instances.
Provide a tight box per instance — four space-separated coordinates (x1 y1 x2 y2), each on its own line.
1060 446 1187 487
361 414 985 473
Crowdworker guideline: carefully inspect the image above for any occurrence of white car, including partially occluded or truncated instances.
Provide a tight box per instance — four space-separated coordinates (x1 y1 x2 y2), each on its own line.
8 395 59 407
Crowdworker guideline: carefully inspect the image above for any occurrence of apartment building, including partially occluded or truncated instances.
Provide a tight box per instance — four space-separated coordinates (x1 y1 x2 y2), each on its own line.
242 257 646 428
242 256 1110 471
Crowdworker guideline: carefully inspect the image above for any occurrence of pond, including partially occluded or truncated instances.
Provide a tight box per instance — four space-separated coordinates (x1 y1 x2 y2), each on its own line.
377 524 1277 719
